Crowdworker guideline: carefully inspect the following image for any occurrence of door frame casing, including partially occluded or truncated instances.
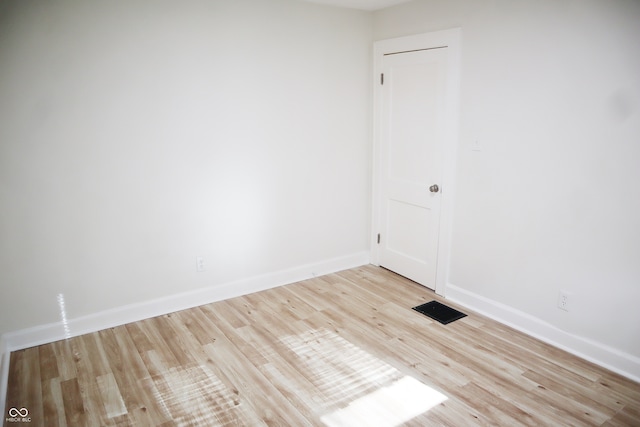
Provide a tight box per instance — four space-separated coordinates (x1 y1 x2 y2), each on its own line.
371 29 461 297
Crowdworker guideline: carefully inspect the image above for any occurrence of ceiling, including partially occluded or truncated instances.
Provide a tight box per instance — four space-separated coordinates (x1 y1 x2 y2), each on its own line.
300 0 414 11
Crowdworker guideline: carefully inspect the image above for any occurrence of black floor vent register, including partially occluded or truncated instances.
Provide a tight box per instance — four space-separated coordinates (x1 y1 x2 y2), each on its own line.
412 301 467 325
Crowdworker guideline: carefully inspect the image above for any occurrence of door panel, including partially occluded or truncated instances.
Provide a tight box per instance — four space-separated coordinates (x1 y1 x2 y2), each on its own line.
379 48 447 289
387 200 431 263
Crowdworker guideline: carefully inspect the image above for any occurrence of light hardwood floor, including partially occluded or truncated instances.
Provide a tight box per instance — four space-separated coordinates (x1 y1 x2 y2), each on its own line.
4 266 640 426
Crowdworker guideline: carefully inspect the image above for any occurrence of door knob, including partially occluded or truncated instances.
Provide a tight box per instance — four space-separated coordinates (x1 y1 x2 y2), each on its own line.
429 184 439 193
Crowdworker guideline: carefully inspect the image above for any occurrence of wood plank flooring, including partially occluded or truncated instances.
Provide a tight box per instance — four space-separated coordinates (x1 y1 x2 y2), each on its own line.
4 266 640 426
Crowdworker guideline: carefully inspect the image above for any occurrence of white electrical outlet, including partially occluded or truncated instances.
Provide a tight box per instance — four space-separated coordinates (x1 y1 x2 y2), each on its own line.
196 256 205 272
558 291 570 311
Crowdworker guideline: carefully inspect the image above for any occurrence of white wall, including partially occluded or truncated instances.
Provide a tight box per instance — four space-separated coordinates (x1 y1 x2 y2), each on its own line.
0 0 372 335
375 0 640 374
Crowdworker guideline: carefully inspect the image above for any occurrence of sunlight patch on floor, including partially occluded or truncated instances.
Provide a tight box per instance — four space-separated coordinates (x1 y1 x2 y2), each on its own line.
152 365 250 426
279 328 399 406
279 328 448 426
321 375 448 427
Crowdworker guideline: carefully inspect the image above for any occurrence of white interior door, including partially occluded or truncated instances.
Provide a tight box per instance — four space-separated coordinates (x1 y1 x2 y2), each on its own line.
378 47 448 290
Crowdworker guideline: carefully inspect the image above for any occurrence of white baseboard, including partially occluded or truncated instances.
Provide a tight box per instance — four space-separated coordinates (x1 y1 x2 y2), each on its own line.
0 251 370 411
446 283 640 383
